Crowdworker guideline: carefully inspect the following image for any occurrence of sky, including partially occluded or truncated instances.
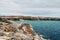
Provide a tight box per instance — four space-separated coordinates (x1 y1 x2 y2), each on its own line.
0 0 60 17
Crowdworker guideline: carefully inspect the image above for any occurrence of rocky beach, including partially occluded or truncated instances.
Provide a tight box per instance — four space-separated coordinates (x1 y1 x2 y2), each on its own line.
0 19 46 40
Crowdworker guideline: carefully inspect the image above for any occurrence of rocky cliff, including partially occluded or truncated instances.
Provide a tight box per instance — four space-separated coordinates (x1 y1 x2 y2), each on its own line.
0 20 46 40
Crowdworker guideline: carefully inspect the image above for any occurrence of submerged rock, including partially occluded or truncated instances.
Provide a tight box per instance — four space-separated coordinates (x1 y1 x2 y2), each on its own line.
0 20 46 40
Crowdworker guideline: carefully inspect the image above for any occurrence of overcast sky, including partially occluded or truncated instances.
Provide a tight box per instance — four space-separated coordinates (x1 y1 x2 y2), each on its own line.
0 0 60 17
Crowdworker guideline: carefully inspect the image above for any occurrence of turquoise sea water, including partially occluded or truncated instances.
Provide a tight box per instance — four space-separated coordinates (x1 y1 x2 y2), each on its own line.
15 20 60 40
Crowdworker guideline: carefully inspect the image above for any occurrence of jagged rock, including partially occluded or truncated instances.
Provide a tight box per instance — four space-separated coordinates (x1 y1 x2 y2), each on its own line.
3 25 17 32
18 23 33 35
0 20 46 40
18 23 44 40
0 32 6 36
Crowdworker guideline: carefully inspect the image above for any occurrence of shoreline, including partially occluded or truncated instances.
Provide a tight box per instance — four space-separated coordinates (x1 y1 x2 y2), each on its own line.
0 19 47 40
0 16 60 21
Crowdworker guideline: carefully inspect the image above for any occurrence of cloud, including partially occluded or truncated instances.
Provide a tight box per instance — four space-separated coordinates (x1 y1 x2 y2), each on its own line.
11 0 60 8
0 0 60 17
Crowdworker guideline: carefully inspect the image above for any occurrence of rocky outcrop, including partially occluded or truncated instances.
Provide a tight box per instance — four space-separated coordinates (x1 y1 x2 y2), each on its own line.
0 20 46 40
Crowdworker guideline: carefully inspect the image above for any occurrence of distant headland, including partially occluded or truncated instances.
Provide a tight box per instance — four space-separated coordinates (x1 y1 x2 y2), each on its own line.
0 16 60 21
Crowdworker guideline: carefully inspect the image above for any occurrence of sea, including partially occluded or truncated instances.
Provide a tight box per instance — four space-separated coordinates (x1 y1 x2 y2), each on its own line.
15 20 60 40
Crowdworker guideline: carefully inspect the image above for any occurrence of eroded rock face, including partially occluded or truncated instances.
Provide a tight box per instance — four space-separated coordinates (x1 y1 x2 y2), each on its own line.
0 20 46 40
18 23 33 35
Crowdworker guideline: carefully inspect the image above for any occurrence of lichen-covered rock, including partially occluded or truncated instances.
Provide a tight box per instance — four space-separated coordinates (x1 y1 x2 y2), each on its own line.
0 20 46 40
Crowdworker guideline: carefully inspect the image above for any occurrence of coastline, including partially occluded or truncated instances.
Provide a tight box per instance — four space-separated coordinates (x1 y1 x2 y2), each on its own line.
0 16 60 21
0 19 47 40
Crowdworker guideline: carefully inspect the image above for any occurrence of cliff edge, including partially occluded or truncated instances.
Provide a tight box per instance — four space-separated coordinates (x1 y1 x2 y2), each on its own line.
0 20 46 40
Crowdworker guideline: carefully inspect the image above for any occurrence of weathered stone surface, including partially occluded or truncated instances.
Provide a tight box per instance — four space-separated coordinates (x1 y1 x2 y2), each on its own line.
0 20 46 40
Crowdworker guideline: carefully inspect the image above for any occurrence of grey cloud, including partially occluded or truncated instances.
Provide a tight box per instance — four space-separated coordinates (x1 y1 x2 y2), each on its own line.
12 0 60 8
0 0 60 17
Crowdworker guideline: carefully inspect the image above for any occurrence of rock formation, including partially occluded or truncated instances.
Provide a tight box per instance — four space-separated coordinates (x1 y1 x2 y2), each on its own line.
0 20 46 40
